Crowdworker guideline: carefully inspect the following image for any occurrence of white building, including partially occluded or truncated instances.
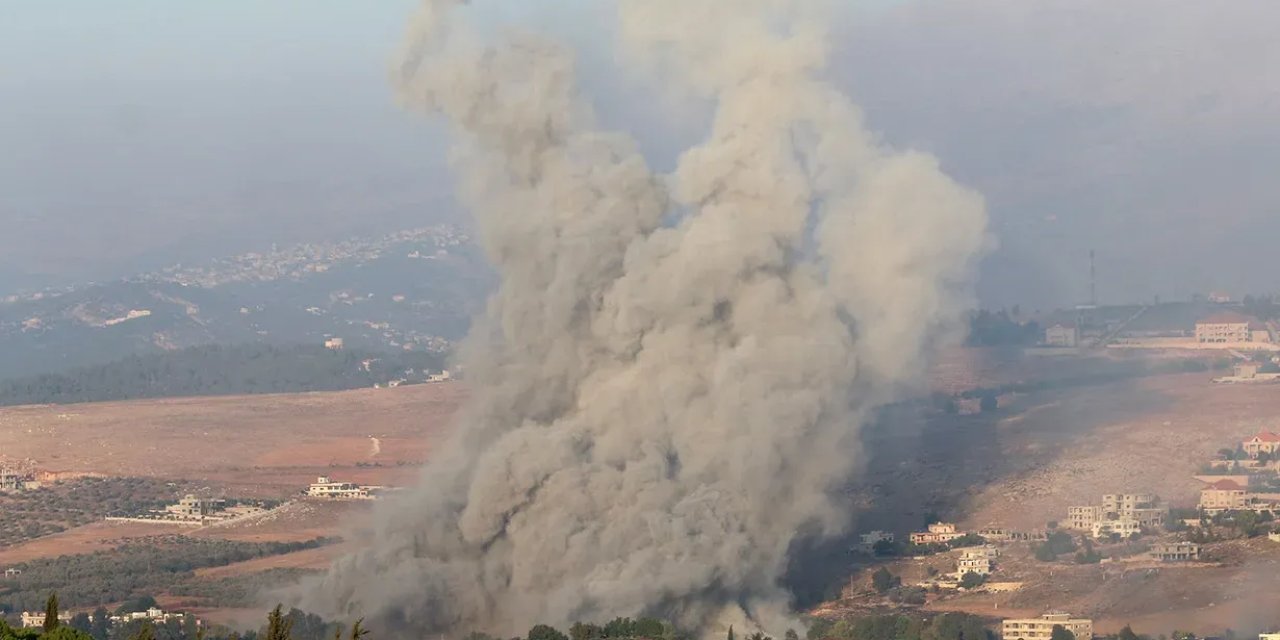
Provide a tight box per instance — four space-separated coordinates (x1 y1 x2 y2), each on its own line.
108 607 194 626
324 337 345 350
306 476 370 499
165 495 227 520
1090 518 1143 539
910 522 966 545
21 611 73 628
1003 613 1093 640
956 556 993 579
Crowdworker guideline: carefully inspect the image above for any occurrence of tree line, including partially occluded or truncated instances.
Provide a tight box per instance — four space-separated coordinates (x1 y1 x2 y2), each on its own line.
0 344 446 407
0 537 337 612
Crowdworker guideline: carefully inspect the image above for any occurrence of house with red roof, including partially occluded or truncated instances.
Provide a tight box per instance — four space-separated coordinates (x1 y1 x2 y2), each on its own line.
1243 431 1280 460
1199 478 1249 513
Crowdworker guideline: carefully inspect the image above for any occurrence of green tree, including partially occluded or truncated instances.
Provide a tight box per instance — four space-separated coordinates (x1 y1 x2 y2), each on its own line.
90 608 111 640
959 572 986 589
785 630 799 640
266 606 293 640
44 593 61 632
805 619 833 640
633 620 665 639
115 597 158 616
129 623 156 640
872 539 897 557
604 620 635 639
528 625 567 640
44 628 94 640
925 613 989 640
727 627 735 640
570 625 603 640
871 567 901 594
1049 626 1075 640
1118 626 1140 640
70 614 92 636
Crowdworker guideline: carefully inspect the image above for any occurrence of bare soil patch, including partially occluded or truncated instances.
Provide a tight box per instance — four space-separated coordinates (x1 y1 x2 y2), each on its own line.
0 383 462 498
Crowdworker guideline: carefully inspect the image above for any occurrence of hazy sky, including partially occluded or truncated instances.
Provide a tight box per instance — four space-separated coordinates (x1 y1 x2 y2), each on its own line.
2 0 1278 308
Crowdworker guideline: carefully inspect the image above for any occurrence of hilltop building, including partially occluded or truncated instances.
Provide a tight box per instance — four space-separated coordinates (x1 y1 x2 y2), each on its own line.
306 476 371 499
1196 313 1271 344
955 546 999 579
1243 432 1280 459
956 555 992 579
909 522 965 545
1198 478 1280 514
324 337 345 350
1066 493 1165 537
1002 613 1093 640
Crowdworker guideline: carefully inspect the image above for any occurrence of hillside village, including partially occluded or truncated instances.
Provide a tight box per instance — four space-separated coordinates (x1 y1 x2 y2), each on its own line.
837 425 1280 639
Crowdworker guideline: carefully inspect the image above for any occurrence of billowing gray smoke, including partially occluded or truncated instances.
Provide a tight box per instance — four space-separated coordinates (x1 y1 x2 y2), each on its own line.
292 0 989 635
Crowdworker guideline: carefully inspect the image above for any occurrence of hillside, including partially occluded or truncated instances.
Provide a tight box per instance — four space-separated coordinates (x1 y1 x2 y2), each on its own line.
0 226 491 379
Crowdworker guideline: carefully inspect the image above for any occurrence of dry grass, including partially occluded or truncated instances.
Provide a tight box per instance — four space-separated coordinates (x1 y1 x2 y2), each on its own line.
0 382 463 497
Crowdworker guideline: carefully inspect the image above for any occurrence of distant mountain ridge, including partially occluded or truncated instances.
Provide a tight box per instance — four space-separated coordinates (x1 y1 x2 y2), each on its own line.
0 227 493 380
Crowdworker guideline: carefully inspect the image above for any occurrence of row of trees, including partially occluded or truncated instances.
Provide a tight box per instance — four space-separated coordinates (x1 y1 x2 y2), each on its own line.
0 537 337 612
0 344 445 407
806 613 991 640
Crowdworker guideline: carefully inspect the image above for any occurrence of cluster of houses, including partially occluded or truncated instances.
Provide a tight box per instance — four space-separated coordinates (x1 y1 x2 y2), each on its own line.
20 607 196 629
1002 614 1280 640
0 466 39 493
107 495 268 526
1044 310 1280 351
1196 431 1280 514
1065 493 1167 539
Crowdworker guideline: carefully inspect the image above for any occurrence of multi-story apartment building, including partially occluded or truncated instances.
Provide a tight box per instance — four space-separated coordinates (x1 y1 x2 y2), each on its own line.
1200 479 1249 513
1003 613 1093 640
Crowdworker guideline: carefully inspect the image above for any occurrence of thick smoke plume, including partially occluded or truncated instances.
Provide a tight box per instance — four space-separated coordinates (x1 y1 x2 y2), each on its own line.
293 0 988 635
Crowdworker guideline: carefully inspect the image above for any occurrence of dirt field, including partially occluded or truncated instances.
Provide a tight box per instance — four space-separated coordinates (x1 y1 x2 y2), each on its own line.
0 520 178 565
0 383 464 497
